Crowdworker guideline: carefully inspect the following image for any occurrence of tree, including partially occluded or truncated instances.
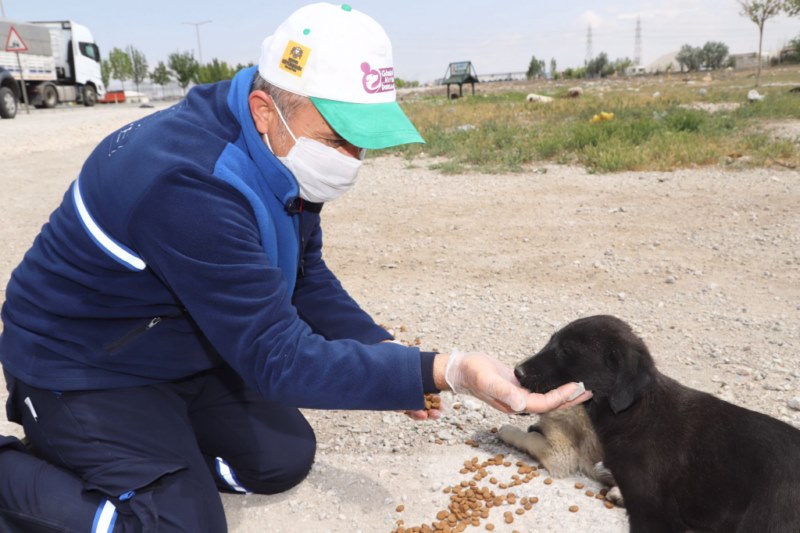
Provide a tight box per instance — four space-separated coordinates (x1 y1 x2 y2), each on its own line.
676 44 703 72
197 58 236 84
549 58 557 79
738 0 785 86
701 41 730 70
586 52 610 77
611 57 634 75
151 61 171 98
108 47 132 92
786 35 800 62
127 46 149 95
785 0 800 15
526 55 544 79
168 51 199 95
100 59 111 90
395 78 419 88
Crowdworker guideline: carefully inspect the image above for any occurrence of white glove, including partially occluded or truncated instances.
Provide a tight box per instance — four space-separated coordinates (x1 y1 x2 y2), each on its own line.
444 350 528 413
444 350 589 414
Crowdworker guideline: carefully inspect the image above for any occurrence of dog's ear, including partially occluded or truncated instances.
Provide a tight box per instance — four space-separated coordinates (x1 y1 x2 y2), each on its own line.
608 344 654 414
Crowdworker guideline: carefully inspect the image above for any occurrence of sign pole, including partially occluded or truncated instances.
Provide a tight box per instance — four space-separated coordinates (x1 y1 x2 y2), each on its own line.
14 52 30 114
6 24 31 114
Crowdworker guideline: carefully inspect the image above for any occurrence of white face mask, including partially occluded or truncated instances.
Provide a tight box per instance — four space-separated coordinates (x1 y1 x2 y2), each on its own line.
263 101 364 203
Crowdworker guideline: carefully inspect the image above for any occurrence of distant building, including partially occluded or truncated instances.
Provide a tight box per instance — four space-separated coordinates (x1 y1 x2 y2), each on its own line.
730 53 760 70
626 65 647 76
647 51 680 73
477 72 527 83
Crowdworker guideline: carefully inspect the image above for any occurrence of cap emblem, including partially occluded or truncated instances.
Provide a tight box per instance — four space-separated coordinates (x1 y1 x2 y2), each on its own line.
280 40 311 77
361 62 394 94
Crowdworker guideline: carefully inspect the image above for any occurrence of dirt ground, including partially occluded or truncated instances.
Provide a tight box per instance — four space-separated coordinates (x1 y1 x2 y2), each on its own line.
1 103 798 533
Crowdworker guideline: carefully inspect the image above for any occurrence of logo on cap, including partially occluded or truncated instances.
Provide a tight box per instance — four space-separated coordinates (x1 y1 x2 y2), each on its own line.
361 62 394 94
280 40 311 77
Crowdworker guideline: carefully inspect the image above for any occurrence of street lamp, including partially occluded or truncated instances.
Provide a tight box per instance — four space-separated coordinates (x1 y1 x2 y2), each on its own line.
182 20 212 64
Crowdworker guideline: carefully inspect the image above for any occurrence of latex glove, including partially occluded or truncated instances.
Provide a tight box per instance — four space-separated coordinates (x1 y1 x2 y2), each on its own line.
444 350 590 414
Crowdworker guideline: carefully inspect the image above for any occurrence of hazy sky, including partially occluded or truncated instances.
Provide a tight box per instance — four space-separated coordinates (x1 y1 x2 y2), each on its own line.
3 1 798 82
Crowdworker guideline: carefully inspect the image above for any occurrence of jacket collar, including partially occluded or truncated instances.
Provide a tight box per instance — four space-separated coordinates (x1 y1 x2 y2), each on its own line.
227 66 299 207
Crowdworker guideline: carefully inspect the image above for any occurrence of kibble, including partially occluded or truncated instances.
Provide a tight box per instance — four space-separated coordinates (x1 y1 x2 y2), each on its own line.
390 431 601 533
424 393 441 411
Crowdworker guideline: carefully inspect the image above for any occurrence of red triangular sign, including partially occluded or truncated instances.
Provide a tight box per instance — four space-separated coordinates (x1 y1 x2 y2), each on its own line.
5 26 29 52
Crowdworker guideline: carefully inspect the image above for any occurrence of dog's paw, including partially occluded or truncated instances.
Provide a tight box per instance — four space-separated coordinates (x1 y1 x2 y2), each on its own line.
497 424 523 444
605 486 625 508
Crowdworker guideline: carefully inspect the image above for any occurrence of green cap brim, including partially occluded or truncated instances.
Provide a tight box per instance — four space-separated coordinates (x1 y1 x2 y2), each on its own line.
310 97 425 150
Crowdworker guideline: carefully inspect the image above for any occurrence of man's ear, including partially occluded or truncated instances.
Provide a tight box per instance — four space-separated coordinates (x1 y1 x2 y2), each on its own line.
249 90 274 135
608 346 654 414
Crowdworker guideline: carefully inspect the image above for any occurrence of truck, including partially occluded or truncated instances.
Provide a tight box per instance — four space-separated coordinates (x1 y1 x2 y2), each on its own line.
0 19 105 119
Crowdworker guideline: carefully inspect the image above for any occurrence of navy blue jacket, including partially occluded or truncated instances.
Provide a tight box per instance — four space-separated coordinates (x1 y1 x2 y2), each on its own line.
0 67 435 410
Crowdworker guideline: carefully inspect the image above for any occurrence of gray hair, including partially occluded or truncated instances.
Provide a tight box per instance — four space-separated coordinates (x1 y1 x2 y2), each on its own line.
250 72 308 121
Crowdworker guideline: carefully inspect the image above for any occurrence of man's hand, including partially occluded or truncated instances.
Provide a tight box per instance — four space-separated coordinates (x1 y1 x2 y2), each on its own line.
403 407 442 421
379 339 445 420
436 351 591 414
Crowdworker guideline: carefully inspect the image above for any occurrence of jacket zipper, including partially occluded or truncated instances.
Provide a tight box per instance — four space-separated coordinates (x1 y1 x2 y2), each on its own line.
104 313 181 354
297 208 305 278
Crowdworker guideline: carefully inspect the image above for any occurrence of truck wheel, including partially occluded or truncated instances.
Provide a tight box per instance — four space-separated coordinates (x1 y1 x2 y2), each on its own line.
0 87 17 119
83 85 97 107
42 84 58 108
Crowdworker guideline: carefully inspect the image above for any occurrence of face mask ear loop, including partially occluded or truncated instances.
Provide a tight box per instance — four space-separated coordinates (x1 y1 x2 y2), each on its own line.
269 95 298 143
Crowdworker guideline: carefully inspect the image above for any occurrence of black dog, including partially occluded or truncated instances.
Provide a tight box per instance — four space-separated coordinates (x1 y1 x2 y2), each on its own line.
514 315 800 533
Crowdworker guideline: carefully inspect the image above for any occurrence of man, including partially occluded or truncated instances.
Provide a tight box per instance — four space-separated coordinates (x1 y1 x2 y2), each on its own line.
0 3 589 532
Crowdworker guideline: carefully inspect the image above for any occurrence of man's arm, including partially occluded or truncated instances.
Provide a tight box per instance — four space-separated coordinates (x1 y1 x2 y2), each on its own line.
129 170 427 411
292 215 391 344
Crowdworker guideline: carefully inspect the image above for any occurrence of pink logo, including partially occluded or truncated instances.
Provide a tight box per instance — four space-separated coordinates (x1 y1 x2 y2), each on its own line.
361 62 394 94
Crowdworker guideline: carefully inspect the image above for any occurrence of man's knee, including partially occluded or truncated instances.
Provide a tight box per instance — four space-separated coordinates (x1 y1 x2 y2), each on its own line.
217 429 316 495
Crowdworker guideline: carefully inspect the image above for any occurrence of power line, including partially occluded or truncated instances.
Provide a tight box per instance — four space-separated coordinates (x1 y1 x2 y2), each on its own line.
586 24 593 64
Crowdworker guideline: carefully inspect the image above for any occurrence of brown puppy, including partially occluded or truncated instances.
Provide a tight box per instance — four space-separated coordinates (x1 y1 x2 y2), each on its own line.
513 315 800 533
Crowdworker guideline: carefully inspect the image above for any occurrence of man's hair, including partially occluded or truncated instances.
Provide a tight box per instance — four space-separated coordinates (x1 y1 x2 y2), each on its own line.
251 72 307 120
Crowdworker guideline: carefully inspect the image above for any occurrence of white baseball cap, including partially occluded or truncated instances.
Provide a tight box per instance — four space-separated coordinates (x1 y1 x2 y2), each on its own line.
258 3 424 149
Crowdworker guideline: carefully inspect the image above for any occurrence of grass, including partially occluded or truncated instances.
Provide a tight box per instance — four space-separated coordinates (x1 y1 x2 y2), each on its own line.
376 69 800 173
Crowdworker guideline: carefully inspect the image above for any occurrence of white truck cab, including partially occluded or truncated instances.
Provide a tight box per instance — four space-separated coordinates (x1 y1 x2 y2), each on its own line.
0 19 105 118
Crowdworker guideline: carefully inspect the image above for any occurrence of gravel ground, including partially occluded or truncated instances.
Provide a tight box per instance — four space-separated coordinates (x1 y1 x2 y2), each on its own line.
1 103 798 532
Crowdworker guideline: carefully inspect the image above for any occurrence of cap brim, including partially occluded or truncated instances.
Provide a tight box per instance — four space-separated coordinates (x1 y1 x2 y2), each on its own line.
310 97 425 150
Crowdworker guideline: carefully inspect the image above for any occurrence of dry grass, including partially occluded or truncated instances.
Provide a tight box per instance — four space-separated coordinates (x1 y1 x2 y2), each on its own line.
383 66 800 173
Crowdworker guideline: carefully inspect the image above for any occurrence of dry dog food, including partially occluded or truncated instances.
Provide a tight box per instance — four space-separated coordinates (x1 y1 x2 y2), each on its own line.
391 435 618 533
424 394 442 411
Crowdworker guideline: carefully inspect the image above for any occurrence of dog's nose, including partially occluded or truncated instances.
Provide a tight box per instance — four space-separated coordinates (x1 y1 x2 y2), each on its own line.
513 365 526 383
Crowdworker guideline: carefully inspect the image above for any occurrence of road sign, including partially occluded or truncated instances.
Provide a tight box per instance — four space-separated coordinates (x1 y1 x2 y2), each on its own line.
5 26 28 52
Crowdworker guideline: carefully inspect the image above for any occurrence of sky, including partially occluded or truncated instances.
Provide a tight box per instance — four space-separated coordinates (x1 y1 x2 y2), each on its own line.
2 1 798 83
